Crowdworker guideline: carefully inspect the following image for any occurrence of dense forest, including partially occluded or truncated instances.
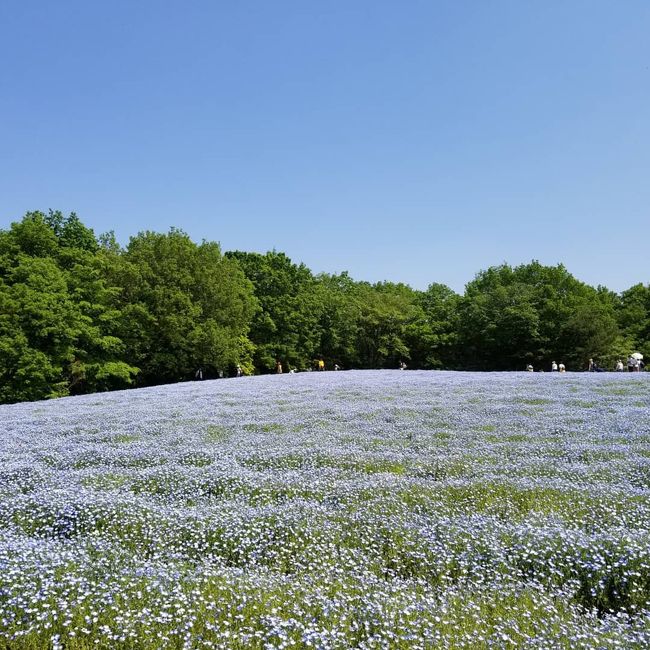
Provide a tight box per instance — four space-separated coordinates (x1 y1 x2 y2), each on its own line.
0 211 648 404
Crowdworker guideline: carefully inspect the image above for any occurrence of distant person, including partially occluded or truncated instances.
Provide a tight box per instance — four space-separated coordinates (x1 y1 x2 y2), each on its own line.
236 365 243 377
526 364 534 372
615 359 624 372
399 361 407 370
588 358 595 372
195 367 203 380
318 359 325 371
276 360 283 374
334 363 340 371
627 356 637 372
551 361 558 372
559 363 566 372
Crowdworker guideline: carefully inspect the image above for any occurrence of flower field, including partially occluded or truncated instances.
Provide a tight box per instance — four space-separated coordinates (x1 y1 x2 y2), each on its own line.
1 370 650 649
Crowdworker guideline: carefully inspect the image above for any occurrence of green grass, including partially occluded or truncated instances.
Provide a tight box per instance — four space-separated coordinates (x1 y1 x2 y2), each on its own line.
81 472 130 491
112 433 140 444
242 422 285 433
205 424 230 442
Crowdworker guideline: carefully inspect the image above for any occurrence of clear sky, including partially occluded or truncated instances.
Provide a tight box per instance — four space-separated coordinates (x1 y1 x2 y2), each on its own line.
1 1 648 294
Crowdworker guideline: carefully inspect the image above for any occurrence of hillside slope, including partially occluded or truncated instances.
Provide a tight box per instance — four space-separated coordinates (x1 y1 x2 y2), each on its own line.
1 370 650 648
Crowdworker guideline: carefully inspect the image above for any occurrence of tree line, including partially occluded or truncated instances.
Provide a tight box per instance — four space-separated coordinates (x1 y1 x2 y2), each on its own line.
0 211 648 403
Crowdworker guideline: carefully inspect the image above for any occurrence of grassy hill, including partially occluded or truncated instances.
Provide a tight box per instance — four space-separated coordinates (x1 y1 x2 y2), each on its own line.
1 370 650 648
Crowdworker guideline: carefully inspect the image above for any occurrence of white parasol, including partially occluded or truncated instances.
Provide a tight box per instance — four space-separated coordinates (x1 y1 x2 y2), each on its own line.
631 352 644 360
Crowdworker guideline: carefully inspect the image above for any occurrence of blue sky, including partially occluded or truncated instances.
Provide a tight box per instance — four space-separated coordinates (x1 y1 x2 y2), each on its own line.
1 1 648 293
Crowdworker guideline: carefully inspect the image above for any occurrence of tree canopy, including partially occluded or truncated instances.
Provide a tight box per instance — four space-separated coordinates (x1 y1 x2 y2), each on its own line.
0 211 646 403
457 262 620 370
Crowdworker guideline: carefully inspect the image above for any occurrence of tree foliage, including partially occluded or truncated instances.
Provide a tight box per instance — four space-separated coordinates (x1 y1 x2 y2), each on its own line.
0 212 138 402
225 251 322 371
0 211 647 404
114 230 257 384
457 262 619 370
617 283 650 361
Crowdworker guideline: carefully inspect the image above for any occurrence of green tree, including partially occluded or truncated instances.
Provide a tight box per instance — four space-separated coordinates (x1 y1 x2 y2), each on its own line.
458 261 620 370
408 283 461 368
0 256 75 401
312 272 360 369
116 230 257 383
617 283 650 362
226 251 322 371
45 210 99 252
352 282 420 369
0 212 138 403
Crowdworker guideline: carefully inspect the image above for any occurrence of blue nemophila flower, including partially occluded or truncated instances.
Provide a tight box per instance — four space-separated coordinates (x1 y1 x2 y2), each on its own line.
0 370 649 647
